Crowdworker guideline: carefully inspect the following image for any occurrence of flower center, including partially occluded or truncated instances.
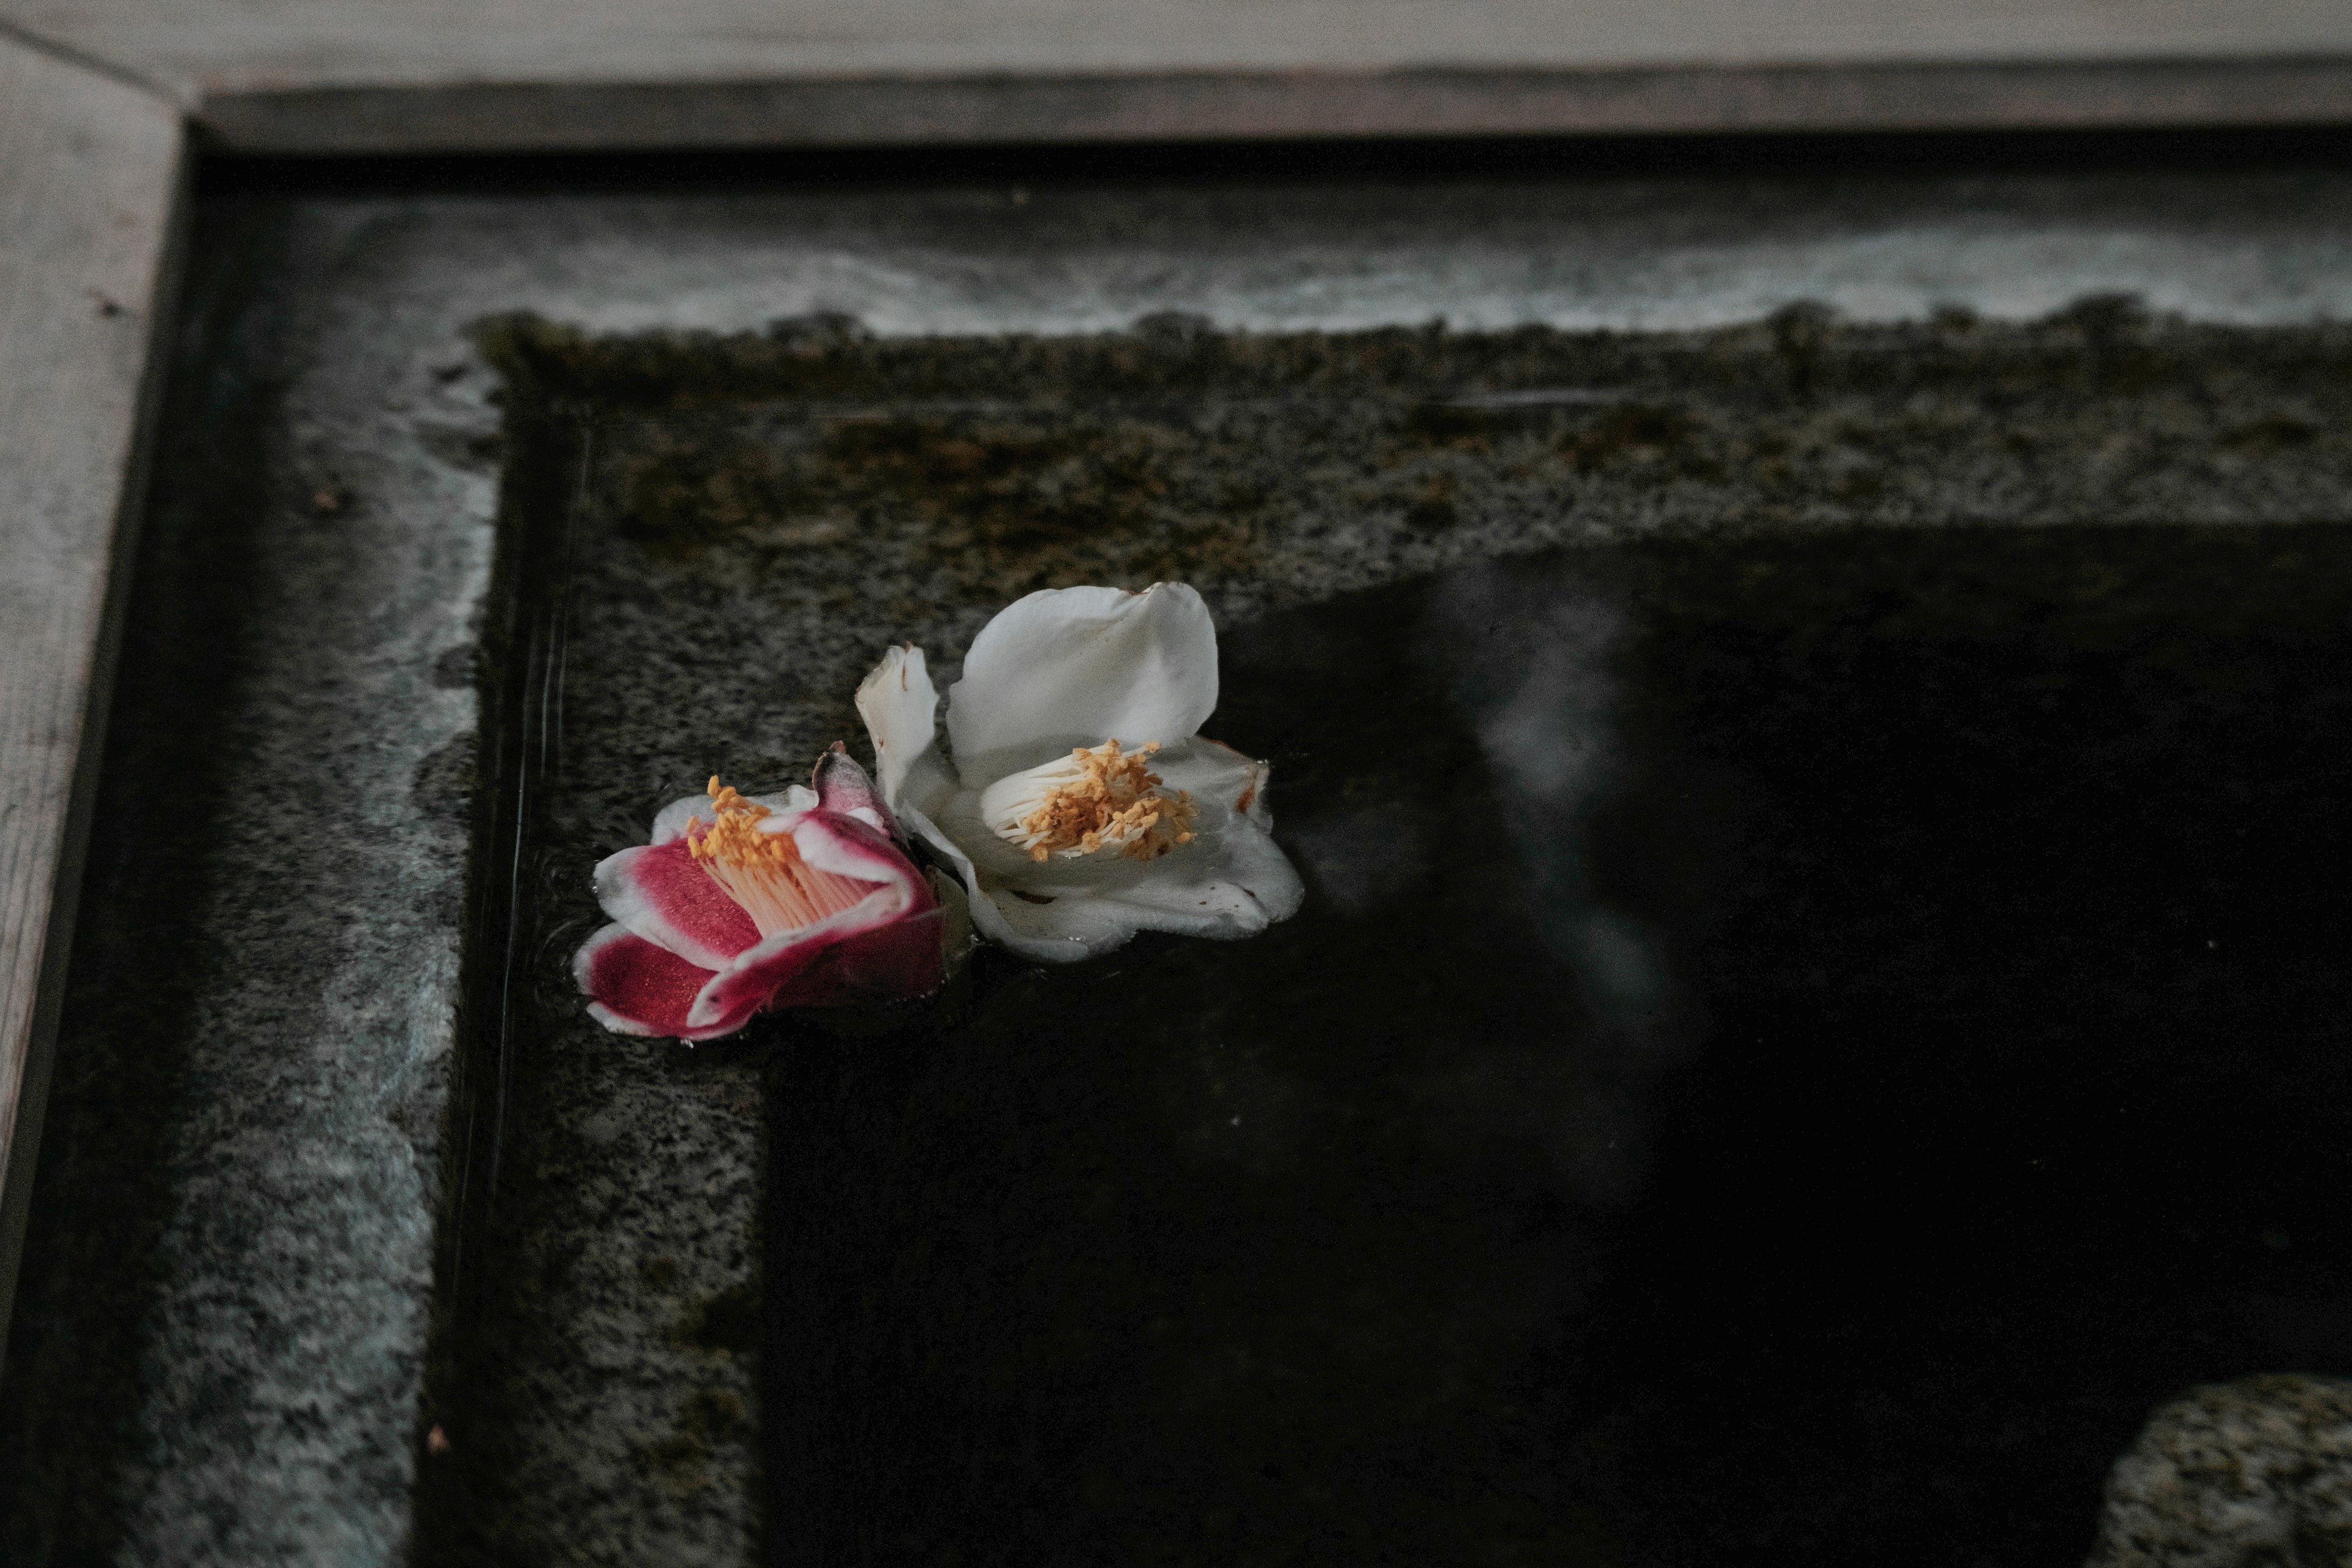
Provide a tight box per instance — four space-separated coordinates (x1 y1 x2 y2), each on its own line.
686 777 872 937
980 740 1199 864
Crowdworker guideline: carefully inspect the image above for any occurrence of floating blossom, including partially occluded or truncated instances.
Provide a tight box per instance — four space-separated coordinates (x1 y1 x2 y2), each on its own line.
855 582 1303 962
575 747 944 1040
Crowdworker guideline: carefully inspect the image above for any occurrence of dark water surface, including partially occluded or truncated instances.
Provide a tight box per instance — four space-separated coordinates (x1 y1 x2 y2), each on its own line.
445 312 2352 1563
765 523 2352 1566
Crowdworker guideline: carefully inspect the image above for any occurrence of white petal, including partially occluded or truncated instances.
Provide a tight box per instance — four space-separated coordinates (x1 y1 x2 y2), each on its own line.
1150 736 1275 833
987 819 1302 961
855 643 958 816
651 794 709 845
946 583 1219 782
893 801 1042 955
921 764 1303 964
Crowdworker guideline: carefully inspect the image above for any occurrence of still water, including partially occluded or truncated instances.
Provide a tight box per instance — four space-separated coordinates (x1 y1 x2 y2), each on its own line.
767 523 2352 1564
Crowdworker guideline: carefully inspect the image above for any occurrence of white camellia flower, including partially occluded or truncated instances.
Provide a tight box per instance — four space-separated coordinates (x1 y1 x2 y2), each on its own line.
854 582 1304 962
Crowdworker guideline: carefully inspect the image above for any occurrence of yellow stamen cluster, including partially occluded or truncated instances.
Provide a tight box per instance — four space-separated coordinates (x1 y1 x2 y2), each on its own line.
686 776 870 937
1007 740 1199 864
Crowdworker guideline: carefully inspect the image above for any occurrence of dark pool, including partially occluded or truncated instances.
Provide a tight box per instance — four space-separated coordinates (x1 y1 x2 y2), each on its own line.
766 522 2352 1566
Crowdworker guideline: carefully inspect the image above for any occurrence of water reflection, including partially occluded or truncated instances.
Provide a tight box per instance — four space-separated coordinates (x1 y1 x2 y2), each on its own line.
1429 560 1689 1216
768 522 2352 1566
1434 560 1669 1020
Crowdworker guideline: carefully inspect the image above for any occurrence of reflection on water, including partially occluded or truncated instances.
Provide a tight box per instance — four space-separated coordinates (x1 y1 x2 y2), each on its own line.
1431 561 1689 1212
766 521 2352 1566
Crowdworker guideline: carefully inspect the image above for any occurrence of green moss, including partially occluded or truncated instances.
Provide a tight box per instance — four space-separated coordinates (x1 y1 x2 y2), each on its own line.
1559 402 1705 474
676 1283 761 1356
679 1389 745 1444
2220 413 2322 453
475 302 2352 415
639 1431 707 1474
474 298 2352 628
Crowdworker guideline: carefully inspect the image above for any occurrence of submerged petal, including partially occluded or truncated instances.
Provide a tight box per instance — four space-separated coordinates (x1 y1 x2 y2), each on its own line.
1024 830 1299 954
968 821 1301 962
947 584 1219 780
575 922 748 1042
812 743 895 836
687 888 943 1027
895 801 1035 954
594 839 761 969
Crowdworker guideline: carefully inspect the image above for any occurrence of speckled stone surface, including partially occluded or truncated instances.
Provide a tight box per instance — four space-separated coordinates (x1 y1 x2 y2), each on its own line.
499 300 2352 628
490 309 2352 1566
10 161 2352 1565
2088 1376 2352 1567
0 206 494 1562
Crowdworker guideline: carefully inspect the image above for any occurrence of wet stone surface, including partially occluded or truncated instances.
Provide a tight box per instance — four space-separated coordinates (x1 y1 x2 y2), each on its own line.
0 196 492 1564
2089 1374 2352 1567
496 302 2352 628
16 167 2352 1565
473 317 2352 1566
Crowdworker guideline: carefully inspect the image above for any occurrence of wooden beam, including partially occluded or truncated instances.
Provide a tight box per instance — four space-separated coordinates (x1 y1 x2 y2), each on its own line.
0 32 184 1352
8 0 2352 92
192 56 2352 157
4 0 2351 154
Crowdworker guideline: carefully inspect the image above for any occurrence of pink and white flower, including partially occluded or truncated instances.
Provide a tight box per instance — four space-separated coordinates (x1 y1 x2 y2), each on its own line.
855 582 1303 963
575 746 944 1040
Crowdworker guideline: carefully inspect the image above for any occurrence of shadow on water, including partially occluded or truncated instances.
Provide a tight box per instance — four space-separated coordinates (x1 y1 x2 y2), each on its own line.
766 521 2352 1566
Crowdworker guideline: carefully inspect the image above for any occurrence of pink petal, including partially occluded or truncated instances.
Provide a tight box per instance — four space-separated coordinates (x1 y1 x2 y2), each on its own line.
574 923 750 1041
584 776 948 1040
812 744 897 837
688 900 946 1025
789 808 931 889
594 839 760 969
812 903 948 999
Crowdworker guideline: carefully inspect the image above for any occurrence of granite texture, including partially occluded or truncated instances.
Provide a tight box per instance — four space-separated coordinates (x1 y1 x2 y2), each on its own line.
500 300 2352 627
2089 1376 2352 1567
0 204 494 1560
492 314 2352 1564
414 402 773 1561
9 160 2352 1562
